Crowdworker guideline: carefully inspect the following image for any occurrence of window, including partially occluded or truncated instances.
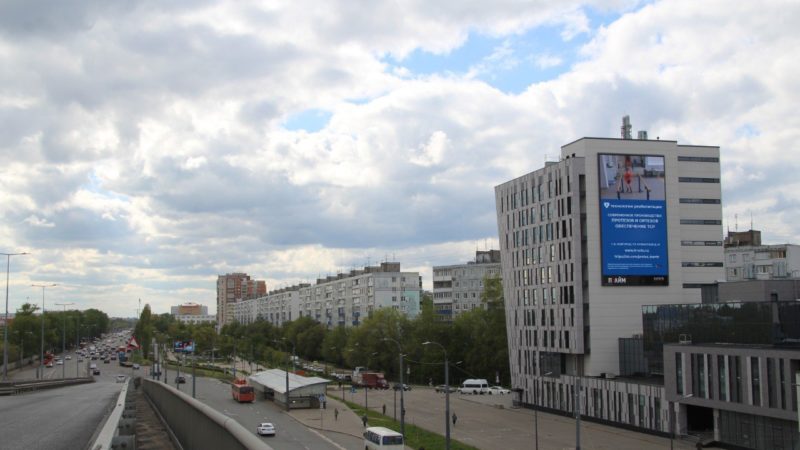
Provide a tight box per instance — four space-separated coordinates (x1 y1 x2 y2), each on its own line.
682 262 724 267
729 254 737 263
677 156 719 162
718 355 727 401
681 240 723 246
751 357 761 406
679 198 721 204
679 177 720 183
676 353 684 395
680 219 723 225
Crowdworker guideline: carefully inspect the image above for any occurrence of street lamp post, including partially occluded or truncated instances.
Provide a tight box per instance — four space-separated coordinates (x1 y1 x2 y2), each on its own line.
423 341 449 450
32 283 56 379
274 338 295 411
671 394 694 450
383 337 406 439
55 302 74 379
3 251 28 380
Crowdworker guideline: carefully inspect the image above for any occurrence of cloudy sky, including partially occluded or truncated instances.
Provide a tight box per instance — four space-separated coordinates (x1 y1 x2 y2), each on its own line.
1 0 798 317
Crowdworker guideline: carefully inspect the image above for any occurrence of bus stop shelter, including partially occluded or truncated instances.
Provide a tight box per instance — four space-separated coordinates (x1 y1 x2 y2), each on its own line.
248 369 330 409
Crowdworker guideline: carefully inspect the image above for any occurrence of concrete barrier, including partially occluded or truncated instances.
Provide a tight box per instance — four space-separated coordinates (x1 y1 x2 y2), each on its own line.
88 378 130 450
141 378 273 450
0 377 94 395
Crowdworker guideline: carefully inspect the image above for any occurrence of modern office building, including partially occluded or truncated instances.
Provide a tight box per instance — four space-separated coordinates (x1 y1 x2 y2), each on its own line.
216 273 267 330
432 250 502 321
298 262 421 328
495 129 724 438
170 302 208 316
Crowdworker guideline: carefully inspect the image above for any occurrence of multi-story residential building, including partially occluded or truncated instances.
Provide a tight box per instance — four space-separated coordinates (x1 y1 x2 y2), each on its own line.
174 314 216 325
495 129 724 438
216 273 267 330
432 250 502 322
724 236 800 281
233 284 307 327
298 262 421 328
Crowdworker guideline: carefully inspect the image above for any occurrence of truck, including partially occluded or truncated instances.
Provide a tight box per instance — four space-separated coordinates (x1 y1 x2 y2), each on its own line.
354 371 389 389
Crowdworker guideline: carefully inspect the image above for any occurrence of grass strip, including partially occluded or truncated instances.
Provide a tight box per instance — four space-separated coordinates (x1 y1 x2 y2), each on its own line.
329 393 479 450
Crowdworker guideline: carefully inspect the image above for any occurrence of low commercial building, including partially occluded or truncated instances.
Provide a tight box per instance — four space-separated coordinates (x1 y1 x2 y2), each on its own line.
248 369 330 409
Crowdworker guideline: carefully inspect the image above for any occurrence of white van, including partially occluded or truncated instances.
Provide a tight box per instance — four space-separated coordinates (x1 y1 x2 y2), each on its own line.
363 427 404 449
459 378 489 394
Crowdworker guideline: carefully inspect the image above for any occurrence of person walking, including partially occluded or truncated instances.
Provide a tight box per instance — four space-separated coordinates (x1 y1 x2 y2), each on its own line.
334 407 339 421
452 412 457 427
382 403 386 415
361 414 368 427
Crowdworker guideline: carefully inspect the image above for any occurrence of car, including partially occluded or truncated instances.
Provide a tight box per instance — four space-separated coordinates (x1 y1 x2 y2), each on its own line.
103 359 110 364
393 383 411 391
435 384 457 393
256 422 276 436
78 358 84 362
110 355 116 360
116 375 127 383
132 364 140 370
92 368 101 375
56 360 63 365
46 362 54 368
487 386 510 395
65 355 72 360
175 375 186 384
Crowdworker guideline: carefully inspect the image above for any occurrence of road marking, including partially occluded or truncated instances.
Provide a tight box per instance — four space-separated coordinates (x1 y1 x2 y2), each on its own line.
304 427 347 450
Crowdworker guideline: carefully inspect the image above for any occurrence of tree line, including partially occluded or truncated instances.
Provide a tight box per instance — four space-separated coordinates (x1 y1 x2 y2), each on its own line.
0 303 110 362
135 275 510 386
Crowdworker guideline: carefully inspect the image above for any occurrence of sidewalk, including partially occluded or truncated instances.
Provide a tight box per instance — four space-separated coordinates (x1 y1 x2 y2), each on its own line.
286 394 364 439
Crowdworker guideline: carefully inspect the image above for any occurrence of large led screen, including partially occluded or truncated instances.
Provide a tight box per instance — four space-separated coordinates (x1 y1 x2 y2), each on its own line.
598 154 668 286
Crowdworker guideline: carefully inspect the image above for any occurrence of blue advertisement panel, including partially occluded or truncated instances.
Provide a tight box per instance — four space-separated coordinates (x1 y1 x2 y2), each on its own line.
598 154 668 286
174 340 195 353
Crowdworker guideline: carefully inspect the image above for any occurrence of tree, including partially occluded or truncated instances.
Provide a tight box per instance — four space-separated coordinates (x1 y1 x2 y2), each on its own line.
134 304 154 359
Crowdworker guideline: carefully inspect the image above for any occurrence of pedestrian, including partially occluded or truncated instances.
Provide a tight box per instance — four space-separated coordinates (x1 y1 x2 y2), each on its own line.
361 414 368 427
382 404 386 415
452 412 457 426
334 408 339 421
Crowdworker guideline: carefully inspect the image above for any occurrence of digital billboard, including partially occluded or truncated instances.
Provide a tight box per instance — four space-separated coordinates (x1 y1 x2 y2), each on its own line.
598 154 668 286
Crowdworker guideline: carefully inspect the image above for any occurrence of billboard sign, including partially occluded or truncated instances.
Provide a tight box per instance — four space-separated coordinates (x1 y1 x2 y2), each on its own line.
598 154 668 286
174 340 195 353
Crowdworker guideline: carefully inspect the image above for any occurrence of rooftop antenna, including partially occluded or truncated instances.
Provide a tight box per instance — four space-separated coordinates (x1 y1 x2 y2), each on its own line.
735 213 738 232
750 210 753 230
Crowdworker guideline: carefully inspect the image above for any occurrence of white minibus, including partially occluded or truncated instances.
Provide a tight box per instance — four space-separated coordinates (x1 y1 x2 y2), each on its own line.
363 426 404 449
458 378 489 394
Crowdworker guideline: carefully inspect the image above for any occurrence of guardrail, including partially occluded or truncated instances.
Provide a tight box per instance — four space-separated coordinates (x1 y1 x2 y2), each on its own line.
141 378 273 450
88 378 132 450
0 377 94 395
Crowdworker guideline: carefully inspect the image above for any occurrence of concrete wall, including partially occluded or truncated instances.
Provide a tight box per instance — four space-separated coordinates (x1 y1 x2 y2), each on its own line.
141 379 272 450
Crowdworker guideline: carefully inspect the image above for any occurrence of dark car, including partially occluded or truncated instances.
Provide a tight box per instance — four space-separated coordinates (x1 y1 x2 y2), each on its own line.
435 384 457 393
393 383 411 391
175 375 186 384
92 368 101 375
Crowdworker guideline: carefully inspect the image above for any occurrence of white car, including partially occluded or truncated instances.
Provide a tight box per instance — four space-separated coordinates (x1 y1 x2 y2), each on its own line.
56 360 64 365
257 422 276 436
487 386 510 395
116 375 127 383
65 355 72 360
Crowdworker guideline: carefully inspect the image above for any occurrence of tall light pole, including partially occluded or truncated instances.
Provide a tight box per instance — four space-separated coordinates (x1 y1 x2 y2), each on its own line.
2 251 28 380
32 283 56 380
274 338 295 411
423 341 449 450
55 302 74 379
383 338 406 438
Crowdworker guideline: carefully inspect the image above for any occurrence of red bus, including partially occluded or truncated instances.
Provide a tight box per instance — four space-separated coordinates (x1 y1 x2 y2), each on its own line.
231 379 255 403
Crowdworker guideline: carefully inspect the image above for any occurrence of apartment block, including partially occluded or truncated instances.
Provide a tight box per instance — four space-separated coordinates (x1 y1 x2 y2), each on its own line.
724 240 800 281
170 302 208 316
432 250 502 321
216 273 267 330
233 284 307 327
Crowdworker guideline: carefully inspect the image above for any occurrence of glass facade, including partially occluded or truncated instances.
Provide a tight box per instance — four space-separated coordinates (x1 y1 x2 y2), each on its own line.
642 301 800 375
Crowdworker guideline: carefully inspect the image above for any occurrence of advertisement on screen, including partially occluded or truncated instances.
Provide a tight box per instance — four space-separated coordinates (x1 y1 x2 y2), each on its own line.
174 340 195 353
598 153 668 286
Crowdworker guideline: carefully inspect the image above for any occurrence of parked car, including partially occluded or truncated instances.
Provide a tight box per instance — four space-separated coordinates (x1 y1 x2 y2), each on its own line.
175 375 186 384
435 384 457 393
257 422 276 436
487 386 510 395
393 383 411 391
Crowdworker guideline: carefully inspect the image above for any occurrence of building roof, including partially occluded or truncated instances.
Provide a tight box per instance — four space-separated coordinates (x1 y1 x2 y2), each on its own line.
247 369 330 394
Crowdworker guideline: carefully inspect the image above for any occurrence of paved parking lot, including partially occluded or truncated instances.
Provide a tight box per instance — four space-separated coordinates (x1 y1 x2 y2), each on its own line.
336 385 699 450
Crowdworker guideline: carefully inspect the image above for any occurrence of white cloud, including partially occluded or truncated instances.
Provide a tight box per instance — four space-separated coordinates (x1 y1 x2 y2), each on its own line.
1 0 799 316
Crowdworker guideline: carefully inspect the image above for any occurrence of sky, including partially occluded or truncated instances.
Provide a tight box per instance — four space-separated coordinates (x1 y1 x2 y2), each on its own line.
1 0 799 318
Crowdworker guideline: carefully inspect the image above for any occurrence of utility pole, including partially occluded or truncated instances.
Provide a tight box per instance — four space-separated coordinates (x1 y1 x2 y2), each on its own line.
2 252 28 380
55 302 74 379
